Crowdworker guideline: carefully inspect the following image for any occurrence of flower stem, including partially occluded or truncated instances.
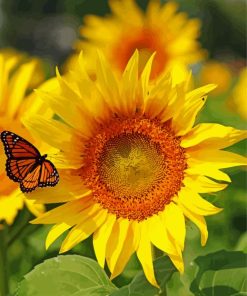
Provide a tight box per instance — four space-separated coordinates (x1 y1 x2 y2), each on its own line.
0 224 8 296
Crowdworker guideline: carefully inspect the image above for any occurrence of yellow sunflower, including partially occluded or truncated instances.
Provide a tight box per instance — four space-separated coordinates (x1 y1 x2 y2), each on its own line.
72 0 205 81
27 52 247 287
0 50 55 224
231 68 247 121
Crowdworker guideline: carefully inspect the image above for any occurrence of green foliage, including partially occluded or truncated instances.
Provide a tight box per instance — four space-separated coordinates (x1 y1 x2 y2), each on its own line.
17 255 117 296
190 250 247 295
111 255 177 296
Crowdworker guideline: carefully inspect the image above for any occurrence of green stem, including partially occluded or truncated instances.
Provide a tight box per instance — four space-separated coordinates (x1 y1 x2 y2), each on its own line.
7 210 31 247
0 224 8 296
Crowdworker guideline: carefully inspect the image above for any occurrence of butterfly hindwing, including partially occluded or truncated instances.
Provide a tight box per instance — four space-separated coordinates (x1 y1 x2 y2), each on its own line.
20 165 41 193
39 160 59 188
1 131 40 159
6 158 37 182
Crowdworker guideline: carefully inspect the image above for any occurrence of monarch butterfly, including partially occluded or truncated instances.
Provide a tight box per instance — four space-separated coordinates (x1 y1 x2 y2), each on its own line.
1 131 59 193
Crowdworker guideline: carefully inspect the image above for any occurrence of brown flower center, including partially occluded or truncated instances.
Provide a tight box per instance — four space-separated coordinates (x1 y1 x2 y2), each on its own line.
111 28 168 79
82 118 186 221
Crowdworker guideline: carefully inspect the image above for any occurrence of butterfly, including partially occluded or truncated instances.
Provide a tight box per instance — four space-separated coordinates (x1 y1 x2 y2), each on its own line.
1 131 59 193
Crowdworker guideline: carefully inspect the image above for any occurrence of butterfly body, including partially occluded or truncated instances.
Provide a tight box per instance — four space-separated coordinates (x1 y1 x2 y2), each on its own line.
1 131 59 193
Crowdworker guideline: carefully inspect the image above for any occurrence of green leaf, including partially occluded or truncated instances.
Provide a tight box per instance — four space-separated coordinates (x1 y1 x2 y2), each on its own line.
110 255 177 296
190 250 247 296
17 255 117 296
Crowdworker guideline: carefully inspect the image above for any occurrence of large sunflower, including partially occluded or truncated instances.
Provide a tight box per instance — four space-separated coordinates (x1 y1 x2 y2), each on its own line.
0 50 55 224
73 0 205 80
27 52 247 286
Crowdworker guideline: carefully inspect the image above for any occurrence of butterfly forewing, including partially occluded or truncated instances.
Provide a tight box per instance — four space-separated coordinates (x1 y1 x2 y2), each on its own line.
1 131 40 159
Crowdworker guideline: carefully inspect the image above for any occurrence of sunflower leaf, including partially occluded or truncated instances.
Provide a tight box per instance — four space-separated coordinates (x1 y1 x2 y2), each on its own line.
110 255 177 296
190 250 247 296
16 255 117 296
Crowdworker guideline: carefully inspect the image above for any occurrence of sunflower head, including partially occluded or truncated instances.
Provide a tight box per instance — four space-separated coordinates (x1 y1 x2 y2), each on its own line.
28 51 247 286
0 50 51 224
74 0 206 79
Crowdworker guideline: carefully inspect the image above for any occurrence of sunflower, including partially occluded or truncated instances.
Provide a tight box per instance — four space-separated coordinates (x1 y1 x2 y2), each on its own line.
230 68 247 121
72 0 205 81
27 52 247 286
0 50 55 224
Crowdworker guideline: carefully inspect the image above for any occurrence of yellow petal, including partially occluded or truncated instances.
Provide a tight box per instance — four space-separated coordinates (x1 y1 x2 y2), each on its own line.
167 253 184 274
173 84 216 136
147 214 177 255
0 190 23 225
183 175 228 193
106 218 129 274
60 208 107 253
109 0 144 26
27 170 91 204
31 196 93 224
96 51 121 111
136 221 158 287
186 165 231 183
163 203 185 251
141 52 155 104
36 89 93 138
24 198 45 217
46 223 71 249
178 187 222 216
121 50 139 116
93 213 116 268
23 116 73 152
7 60 36 118
176 200 208 246
110 221 139 279
188 149 247 169
181 123 247 149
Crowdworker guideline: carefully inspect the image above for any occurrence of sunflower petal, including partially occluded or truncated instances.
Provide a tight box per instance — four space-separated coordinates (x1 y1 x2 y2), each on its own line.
178 187 222 216
183 175 228 193
177 200 208 246
111 222 139 279
136 221 158 287
147 214 177 255
7 60 36 118
93 213 116 268
181 123 247 149
46 223 71 249
163 202 185 251
60 208 107 253
173 84 216 136
31 196 93 224
106 218 129 274
188 149 247 169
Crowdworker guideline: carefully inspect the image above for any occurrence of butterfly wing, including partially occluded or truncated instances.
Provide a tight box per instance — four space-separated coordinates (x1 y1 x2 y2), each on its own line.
1 131 39 183
1 131 40 159
38 160 59 188
6 159 37 182
20 165 41 193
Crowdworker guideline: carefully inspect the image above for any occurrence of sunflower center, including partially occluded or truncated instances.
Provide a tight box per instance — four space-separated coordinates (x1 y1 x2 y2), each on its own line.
82 118 187 221
99 133 165 198
112 28 168 79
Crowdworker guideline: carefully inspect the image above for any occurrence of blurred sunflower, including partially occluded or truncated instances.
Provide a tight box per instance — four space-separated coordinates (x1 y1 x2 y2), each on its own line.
231 68 247 121
0 50 54 224
71 0 205 80
27 52 247 286
200 61 232 95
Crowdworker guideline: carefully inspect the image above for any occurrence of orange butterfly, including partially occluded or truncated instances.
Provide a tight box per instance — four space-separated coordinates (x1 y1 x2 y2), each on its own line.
1 131 59 193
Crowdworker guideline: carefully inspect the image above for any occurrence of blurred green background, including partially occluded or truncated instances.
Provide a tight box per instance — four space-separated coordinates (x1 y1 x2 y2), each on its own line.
0 0 246 295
